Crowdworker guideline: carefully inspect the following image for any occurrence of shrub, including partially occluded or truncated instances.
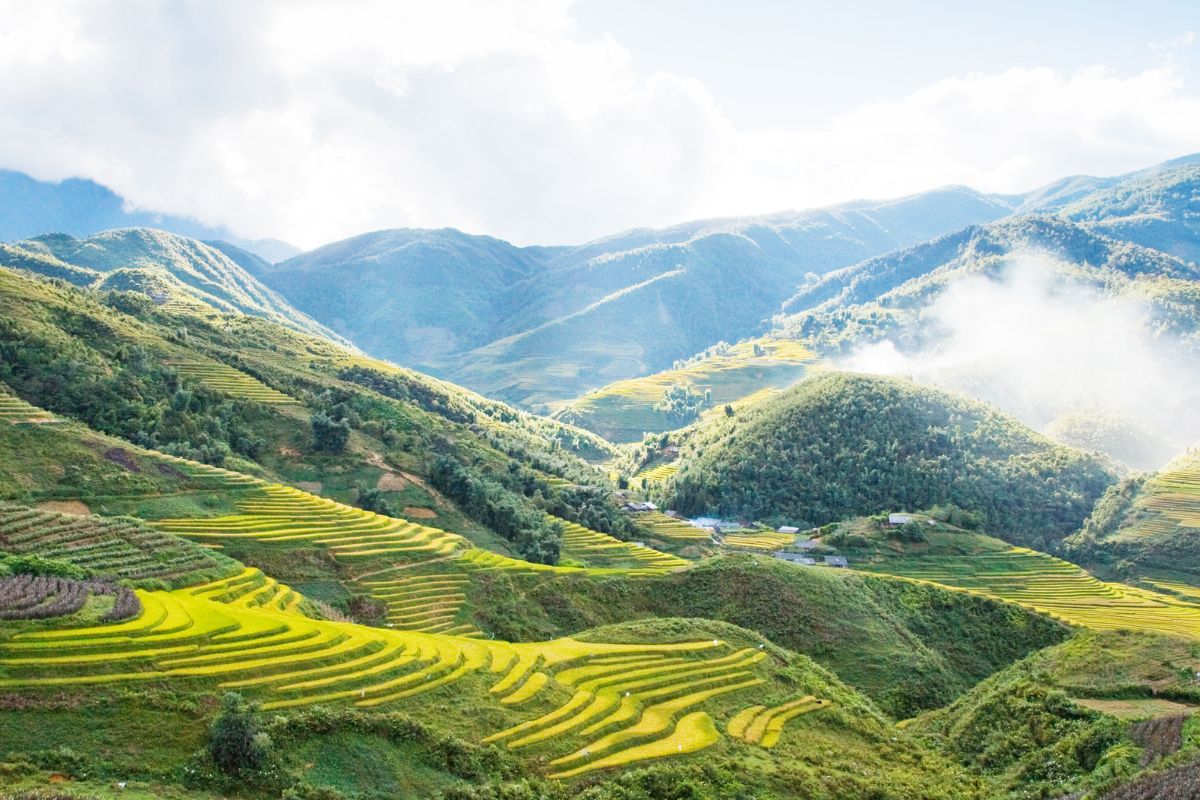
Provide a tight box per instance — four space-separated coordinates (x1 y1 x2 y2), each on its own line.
209 692 271 775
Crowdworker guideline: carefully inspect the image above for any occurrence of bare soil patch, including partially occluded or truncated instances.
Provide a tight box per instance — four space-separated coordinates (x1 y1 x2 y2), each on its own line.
104 447 140 472
37 500 91 516
376 472 409 491
294 480 323 493
403 506 438 519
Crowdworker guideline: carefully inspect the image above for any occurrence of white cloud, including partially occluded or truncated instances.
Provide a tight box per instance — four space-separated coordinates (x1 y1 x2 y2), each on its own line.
1 1 1199 248
841 254 1200 469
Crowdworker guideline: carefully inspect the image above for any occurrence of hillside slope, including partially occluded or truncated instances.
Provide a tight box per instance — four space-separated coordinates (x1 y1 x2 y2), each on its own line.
664 372 1116 546
0 228 341 342
772 214 1200 469
261 186 1014 407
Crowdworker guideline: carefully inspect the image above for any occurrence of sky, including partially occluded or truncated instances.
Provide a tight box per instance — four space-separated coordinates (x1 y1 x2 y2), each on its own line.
1 0 1198 249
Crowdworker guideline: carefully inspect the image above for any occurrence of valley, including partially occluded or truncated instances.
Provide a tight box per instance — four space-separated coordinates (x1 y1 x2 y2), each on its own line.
2 151 1200 800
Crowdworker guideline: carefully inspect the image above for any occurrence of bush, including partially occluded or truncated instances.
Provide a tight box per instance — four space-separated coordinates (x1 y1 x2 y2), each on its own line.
311 411 350 453
209 692 271 775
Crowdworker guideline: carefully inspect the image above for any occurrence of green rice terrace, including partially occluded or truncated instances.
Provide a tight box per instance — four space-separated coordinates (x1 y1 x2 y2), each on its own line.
856 537 1200 641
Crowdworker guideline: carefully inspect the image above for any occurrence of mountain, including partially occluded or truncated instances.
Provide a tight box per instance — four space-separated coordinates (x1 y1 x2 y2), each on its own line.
771 205 1200 468
0 228 342 343
259 186 1016 407
664 372 1117 546
0 168 298 262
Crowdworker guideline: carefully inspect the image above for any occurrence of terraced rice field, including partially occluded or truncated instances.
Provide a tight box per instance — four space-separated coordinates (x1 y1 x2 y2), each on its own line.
1118 458 1200 539
553 338 816 443
859 547 1200 640
0 389 58 424
727 696 831 747
0 503 232 584
153 484 467 560
635 463 679 485
0 570 741 744
484 640 771 778
359 570 482 638
164 359 299 405
722 532 796 551
635 512 712 543
557 516 689 573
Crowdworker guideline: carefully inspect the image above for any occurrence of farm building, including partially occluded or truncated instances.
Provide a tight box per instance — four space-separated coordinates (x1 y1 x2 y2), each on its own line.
622 501 658 512
793 539 818 550
824 556 849 568
777 525 800 534
690 517 722 529
888 513 913 525
773 552 816 565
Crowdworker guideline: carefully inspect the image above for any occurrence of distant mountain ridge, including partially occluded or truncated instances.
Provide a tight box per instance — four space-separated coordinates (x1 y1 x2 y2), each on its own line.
259 185 1017 407
0 169 298 262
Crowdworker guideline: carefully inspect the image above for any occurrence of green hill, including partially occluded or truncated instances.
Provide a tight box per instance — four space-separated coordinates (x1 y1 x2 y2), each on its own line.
664 372 1116 547
0 228 337 342
551 338 817 442
1064 450 1200 584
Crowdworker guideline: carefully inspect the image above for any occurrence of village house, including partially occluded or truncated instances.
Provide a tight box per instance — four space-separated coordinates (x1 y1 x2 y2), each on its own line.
776 525 800 534
773 551 816 565
888 513 913 526
824 555 849 568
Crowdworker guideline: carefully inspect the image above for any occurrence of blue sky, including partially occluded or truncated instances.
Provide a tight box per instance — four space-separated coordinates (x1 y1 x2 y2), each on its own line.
575 0 1199 127
0 1 1197 248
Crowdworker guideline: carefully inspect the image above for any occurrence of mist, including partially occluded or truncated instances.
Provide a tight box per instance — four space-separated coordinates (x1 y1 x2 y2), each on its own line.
841 253 1200 470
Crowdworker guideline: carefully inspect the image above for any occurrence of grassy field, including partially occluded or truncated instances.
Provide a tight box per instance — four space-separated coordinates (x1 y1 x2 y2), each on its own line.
553 339 816 443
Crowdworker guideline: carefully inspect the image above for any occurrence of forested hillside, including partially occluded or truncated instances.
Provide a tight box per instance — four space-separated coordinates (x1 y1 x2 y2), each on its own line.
0 264 618 563
665 372 1116 547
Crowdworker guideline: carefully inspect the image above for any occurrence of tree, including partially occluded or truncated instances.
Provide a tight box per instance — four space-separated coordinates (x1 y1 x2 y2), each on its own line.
209 692 270 775
653 382 707 424
311 410 350 452
355 484 396 516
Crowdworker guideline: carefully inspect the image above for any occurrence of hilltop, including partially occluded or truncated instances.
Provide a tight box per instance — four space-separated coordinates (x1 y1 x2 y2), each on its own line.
663 372 1117 547
0 228 340 343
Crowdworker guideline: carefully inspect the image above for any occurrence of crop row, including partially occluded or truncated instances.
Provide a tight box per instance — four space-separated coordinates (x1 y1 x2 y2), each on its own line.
726 696 830 747
557 517 688 572
859 548 1200 640
0 575 140 622
152 484 467 560
722 532 796 551
0 390 58 424
633 512 712 543
0 503 228 584
485 642 766 778
163 360 299 405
